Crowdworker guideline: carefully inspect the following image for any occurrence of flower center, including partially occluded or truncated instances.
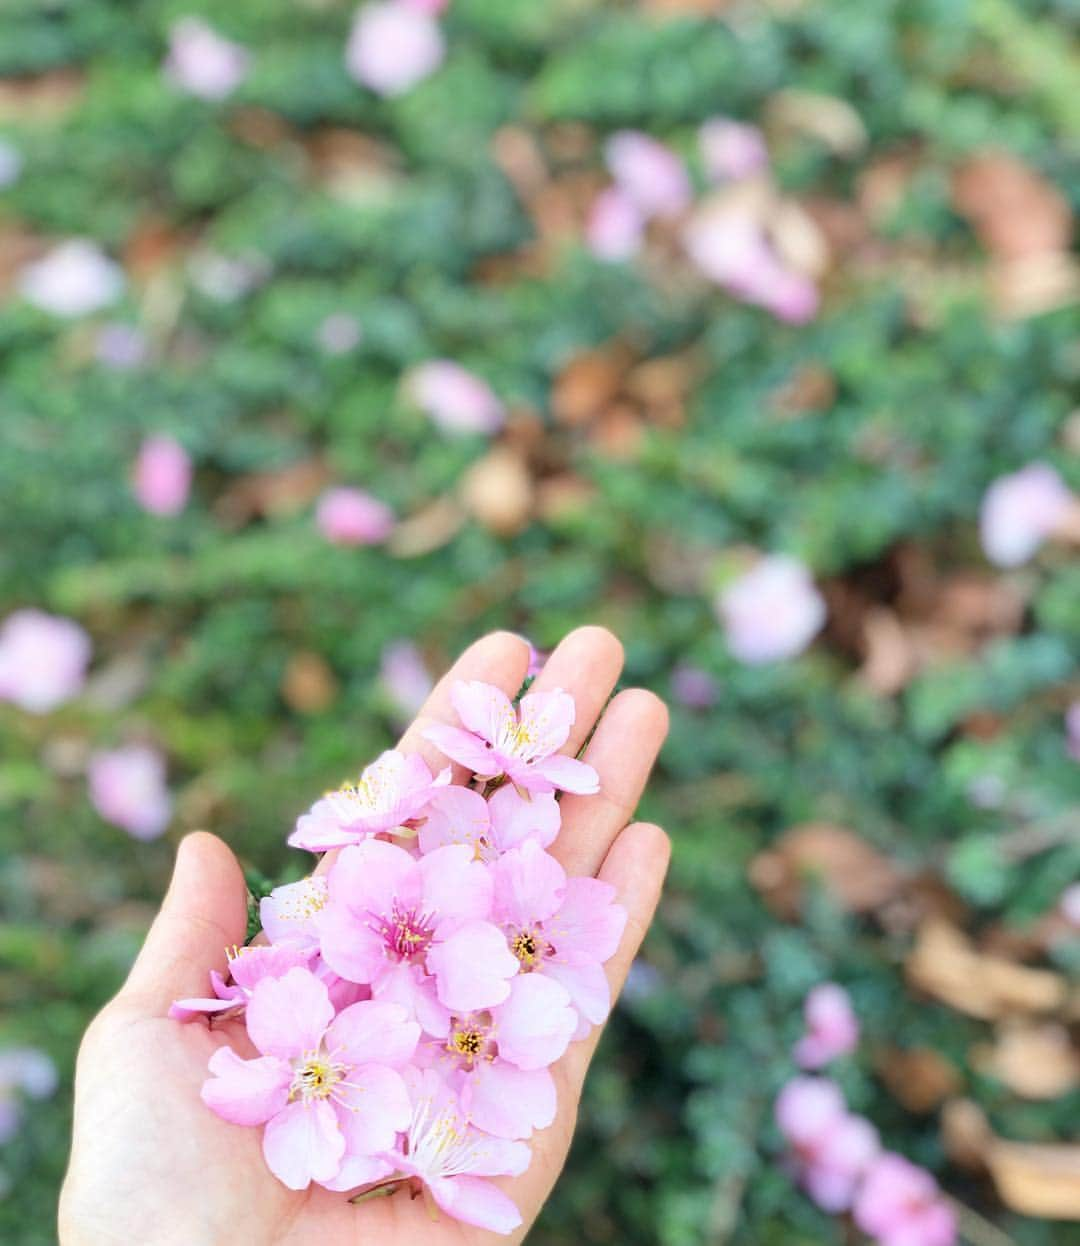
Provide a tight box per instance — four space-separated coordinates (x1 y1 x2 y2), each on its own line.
510 927 546 968
290 1053 346 1104
372 900 435 961
445 1014 495 1066
451 1029 484 1058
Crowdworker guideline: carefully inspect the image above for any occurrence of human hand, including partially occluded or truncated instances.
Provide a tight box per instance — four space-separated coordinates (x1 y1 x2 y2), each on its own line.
59 627 670 1245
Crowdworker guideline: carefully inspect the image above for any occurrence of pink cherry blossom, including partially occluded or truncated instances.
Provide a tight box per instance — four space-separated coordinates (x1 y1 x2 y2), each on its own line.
424 681 600 794
316 487 395 547
345 2 445 98
403 0 450 12
794 983 859 1068
671 663 717 709
418 783 560 861
0 609 91 713
405 360 505 434
316 312 363 355
421 972 575 1139
525 642 547 679
1060 882 1080 926
979 462 1074 568
260 877 328 951
683 202 819 323
775 1076 879 1212
1066 702 1080 763
586 187 645 261
389 1069 530 1234
18 240 124 318
289 749 451 851
0 1047 57 1145
604 131 692 220
490 839 625 1039
0 139 22 189
202 968 418 1191
170 943 314 1022
87 744 173 841
699 118 769 183
717 555 826 664
96 323 148 370
317 839 516 1032
379 641 434 721
132 435 192 517
164 19 250 101
853 1153 957 1246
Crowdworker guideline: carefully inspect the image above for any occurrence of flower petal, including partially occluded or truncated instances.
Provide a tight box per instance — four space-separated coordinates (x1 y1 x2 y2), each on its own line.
201 1047 290 1126
516 688 575 754
548 877 626 964
325 1000 419 1068
451 680 516 743
428 920 518 1012
492 839 565 927
418 785 491 856
315 901 384 984
318 1152 394 1193
493 973 576 1070
427 1175 523 1236
488 785 560 852
466 1060 557 1140
532 753 600 795
420 843 493 924
334 1064 411 1154
423 722 500 774
262 1099 345 1190
542 957 611 1028
245 967 334 1059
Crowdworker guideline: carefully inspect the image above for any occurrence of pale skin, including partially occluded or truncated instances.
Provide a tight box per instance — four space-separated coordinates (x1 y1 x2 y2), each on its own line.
59 627 671 1245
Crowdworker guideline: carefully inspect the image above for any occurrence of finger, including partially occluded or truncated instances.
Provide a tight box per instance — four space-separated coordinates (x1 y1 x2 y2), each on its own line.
307 630 531 881
527 625 624 760
552 688 669 877
507 822 671 1228
121 832 248 1014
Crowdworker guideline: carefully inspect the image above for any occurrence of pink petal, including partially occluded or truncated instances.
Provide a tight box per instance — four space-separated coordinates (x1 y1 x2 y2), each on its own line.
423 722 500 774
372 961 451 1037
548 876 626 963
465 1060 557 1140
451 680 516 743
493 839 566 927
328 839 422 917
493 973 577 1070
200 1047 290 1125
169 996 242 1022
227 944 313 991
487 785 560 851
542 957 611 1028
516 688 576 754
259 877 327 948
324 1000 419 1068
531 753 600 795
427 1175 523 1236
245 968 334 1059
333 1064 411 1154
262 1099 345 1190
318 1152 394 1193
417 785 491 856
428 920 519 1012
315 901 385 984
420 843 494 924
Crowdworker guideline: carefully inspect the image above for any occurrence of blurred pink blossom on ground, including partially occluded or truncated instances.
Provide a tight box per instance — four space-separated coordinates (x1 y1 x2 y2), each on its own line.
316 487 395 546
18 240 124 317
88 745 173 841
164 18 251 100
1060 881 1080 926
0 1047 57 1145
380 641 434 720
683 202 818 323
604 131 692 220
132 435 192 517
345 2 445 97
0 609 91 713
979 462 1074 567
96 323 148 370
586 187 645 260
717 554 826 664
775 1076 879 1212
1067 702 1080 763
795 983 859 1068
853 1153 956 1246
671 663 717 709
699 118 769 182
406 360 505 434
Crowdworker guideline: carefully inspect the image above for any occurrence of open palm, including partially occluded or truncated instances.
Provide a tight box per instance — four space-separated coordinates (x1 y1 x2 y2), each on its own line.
60 628 670 1245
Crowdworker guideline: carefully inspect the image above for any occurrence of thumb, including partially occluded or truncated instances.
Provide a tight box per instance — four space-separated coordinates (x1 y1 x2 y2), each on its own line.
121 831 249 1014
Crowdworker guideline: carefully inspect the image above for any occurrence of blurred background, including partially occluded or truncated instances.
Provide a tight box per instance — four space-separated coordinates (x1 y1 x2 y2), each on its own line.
1 1 1079 1243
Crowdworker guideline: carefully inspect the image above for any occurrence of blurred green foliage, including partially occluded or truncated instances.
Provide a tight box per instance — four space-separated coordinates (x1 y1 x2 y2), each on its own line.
1 1 1078 1243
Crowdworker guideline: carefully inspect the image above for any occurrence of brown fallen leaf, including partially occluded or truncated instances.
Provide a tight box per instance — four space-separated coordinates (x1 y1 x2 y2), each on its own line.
0 70 85 121
769 362 836 419
857 607 918 696
972 1022 1080 1100
943 1099 1080 1219
877 1046 961 1113
534 473 595 524
281 652 337 715
215 458 333 526
749 823 903 919
388 497 465 558
952 151 1072 261
551 348 627 427
766 90 868 157
906 919 1067 1020
459 448 533 536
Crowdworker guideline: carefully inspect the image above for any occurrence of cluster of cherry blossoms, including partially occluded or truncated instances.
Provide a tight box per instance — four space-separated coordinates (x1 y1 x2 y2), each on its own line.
776 984 956 1246
170 680 624 1235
